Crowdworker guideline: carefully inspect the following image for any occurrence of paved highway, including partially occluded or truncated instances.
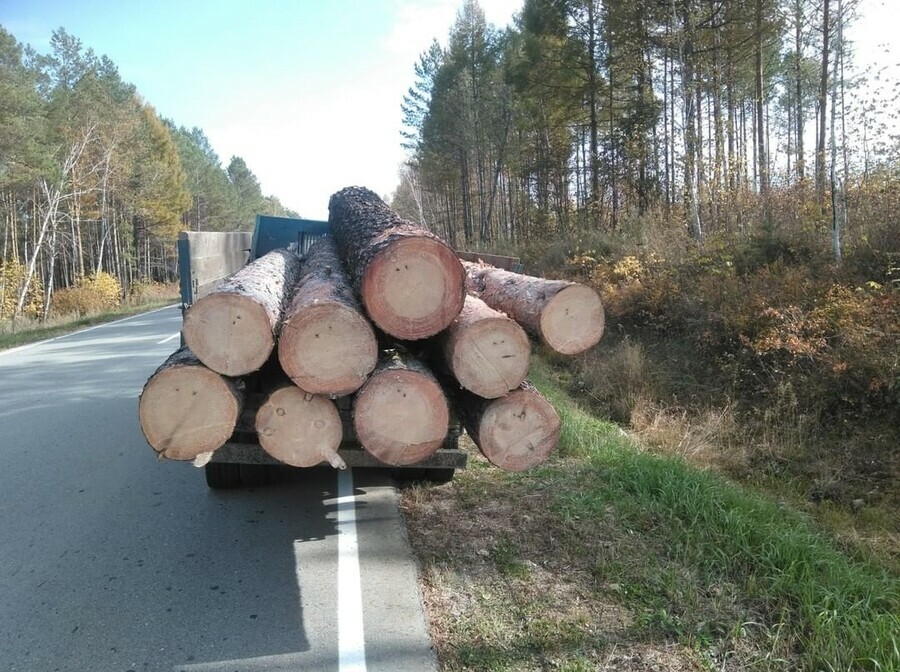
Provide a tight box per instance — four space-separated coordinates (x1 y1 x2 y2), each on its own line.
0 306 436 672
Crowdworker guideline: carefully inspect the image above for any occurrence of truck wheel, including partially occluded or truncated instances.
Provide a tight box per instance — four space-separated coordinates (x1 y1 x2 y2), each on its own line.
425 468 455 484
205 463 242 489
239 464 271 487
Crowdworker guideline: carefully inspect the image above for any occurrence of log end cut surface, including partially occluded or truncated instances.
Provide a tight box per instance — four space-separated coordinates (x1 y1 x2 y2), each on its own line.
183 293 274 376
451 317 530 398
362 236 465 340
255 387 343 468
478 388 561 471
539 284 605 355
279 304 378 395
139 367 239 460
354 370 449 465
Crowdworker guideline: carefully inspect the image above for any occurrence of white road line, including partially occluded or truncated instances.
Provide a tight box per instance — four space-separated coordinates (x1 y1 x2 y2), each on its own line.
337 469 367 672
157 332 181 344
0 304 179 358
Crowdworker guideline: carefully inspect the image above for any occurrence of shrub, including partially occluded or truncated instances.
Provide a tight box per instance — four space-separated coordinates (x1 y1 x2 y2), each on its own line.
52 272 122 317
0 259 43 319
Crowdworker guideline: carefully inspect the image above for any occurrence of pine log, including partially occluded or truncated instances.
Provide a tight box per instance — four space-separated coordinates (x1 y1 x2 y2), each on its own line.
139 346 243 461
278 237 378 395
464 261 605 355
255 384 344 468
439 295 530 399
454 381 560 472
328 186 465 340
183 248 303 376
353 350 449 465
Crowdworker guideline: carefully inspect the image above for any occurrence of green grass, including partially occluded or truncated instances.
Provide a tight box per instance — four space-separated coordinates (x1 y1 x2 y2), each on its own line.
528 357 900 671
0 300 178 351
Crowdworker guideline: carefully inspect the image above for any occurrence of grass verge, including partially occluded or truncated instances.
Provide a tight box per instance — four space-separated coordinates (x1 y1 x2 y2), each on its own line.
402 356 899 671
0 300 178 351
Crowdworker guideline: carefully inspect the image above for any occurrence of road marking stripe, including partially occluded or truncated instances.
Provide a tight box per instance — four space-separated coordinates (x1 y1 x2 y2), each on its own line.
337 469 367 672
0 304 179 358
157 332 181 344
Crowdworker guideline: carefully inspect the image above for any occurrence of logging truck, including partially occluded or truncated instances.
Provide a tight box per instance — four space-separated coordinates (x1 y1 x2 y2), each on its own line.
175 214 468 489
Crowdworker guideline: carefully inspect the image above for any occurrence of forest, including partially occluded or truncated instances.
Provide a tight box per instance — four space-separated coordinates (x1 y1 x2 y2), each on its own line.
393 0 897 544
0 26 295 321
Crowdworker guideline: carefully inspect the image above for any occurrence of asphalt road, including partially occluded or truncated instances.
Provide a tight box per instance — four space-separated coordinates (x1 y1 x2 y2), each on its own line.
0 306 436 672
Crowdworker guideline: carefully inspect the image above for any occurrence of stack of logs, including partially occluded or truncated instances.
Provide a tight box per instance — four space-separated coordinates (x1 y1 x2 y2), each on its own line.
139 187 605 473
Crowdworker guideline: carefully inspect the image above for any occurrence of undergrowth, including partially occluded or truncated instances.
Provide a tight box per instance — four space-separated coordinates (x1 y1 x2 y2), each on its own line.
532 359 899 670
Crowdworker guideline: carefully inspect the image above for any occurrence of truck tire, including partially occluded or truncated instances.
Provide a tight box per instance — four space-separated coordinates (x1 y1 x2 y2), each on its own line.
205 463 242 489
425 468 455 484
239 464 271 488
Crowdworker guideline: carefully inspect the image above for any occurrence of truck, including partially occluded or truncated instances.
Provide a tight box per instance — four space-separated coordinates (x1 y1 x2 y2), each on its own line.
177 214 469 489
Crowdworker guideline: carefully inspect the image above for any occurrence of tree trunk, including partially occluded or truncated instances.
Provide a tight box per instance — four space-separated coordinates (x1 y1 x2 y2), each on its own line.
255 384 344 468
353 351 449 466
183 247 303 376
139 346 243 461
278 237 378 395
463 261 605 355
454 381 560 471
816 0 830 202
439 295 530 399
328 186 465 340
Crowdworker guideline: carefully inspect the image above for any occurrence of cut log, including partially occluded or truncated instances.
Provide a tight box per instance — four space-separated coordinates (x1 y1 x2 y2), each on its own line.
278 237 378 395
454 381 560 472
255 385 344 468
440 295 530 399
353 351 449 465
464 261 605 355
328 186 465 340
183 247 303 376
139 346 243 461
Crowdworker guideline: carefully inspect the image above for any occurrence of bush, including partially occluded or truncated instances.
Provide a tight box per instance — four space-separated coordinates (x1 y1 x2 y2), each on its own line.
52 272 122 317
0 259 43 319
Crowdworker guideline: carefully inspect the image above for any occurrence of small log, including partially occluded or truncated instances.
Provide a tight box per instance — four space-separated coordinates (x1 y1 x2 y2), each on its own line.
439 295 530 399
255 384 344 468
328 186 465 340
454 381 560 471
139 347 243 461
183 248 303 376
278 237 378 395
353 351 449 465
464 261 605 355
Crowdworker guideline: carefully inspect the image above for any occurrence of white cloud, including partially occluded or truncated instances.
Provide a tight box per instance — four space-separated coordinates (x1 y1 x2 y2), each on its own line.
209 0 521 220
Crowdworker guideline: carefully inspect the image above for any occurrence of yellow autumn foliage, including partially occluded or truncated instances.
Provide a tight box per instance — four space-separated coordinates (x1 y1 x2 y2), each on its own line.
52 272 122 316
0 259 43 319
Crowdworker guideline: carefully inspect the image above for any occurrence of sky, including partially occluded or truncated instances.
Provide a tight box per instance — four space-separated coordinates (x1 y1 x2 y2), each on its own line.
1 0 897 220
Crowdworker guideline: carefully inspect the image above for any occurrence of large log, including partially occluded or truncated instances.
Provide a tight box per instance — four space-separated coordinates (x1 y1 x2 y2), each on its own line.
183 248 303 376
255 384 344 468
278 237 378 395
454 381 560 472
353 351 449 465
139 347 243 461
464 261 605 355
328 186 465 340
439 295 530 399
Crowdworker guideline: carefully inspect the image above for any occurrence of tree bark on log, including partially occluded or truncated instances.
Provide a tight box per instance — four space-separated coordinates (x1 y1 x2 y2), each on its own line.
439 295 530 399
463 261 605 355
328 186 465 340
353 350 449 465
183 248 303 376
255 384 344 468
278 237 378 395
453 381 560 472
139 346 243 461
